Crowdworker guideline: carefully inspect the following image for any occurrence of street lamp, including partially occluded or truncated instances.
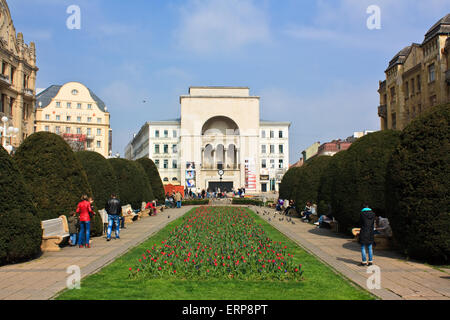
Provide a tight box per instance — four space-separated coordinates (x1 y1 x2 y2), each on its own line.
0 116 19 154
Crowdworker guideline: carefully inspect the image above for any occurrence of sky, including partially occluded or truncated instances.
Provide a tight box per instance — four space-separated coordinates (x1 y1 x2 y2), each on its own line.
8 0 450 163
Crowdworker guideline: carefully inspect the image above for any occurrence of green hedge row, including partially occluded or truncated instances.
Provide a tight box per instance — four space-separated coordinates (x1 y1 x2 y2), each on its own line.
181 200 210 206
0 132 166 265
280 103 450 263
231 198 265 206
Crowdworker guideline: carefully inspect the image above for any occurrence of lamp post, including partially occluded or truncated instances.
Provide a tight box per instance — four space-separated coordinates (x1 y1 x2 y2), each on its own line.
0 116 19 154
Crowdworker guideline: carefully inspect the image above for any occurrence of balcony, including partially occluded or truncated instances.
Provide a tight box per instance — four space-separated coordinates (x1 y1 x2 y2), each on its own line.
23 88 34 96
0 74 11 88
446 70 450 85
201 164 241 170
86 135 95 140
378 104 387 118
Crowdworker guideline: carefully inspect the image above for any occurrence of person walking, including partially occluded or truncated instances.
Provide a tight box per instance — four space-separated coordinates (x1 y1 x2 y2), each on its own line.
76 195 95 248
105 193 122 241
359 204 376 266
174 191 182 208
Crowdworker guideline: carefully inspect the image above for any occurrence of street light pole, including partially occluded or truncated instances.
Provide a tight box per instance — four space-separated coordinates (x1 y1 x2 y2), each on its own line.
0 116 19 154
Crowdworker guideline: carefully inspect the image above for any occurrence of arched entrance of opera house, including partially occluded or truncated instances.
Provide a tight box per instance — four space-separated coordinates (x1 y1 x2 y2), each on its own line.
198 116 243 191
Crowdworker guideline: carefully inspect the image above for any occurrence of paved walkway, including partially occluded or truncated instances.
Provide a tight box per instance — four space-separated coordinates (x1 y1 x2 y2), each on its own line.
250 206 450 300
0 206 191 300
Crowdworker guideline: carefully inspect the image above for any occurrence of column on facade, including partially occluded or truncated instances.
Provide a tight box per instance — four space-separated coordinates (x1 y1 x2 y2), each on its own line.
223 147 227 169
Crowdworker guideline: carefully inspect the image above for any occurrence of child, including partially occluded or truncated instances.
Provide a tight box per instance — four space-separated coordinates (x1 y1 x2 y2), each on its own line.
67 211 79 246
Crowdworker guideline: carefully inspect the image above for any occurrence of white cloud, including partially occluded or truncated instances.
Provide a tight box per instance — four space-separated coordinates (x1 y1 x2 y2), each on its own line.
174 0 271 54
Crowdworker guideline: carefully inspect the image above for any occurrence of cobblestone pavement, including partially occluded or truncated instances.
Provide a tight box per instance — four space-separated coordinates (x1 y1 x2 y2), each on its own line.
249 206 450 300
0 206 191 300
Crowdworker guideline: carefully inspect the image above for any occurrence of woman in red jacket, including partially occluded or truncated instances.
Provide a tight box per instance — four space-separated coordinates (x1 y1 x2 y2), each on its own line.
77 195 95 248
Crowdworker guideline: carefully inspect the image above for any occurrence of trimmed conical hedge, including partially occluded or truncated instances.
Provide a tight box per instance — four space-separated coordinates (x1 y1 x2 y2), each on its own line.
75 151 119 236
386 103 450 263
279 166 302 201
332 131 401 233
135 161 155 202
0 146 42 265
317 150 347 216
136 157 165 202
14 132 93 221
108 158 153 209
291 156 332 209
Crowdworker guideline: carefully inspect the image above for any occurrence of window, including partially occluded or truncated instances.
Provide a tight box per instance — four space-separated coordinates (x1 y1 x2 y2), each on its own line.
405 81 409 99
77 116 81 122
155 130 160 138
67 116 71 122
390 87 396 104
97 141 101 148
417 75 421 92
261 159 267 168
66 127 71 134
411 78 415 95
279 145 284 154
97 118 102 123
172 144 178 153
55 126 60 134
155 145 160 154
172 160 178 169
56 102 61 108
261 145 266 154
279 130 283 138
173 130 177 138
45 126 49 132
172 177 178 181
72 89 79 95
163 177 169 182
87 117 92 123
270 145 275 154
10 66 15 84
261 130 266 138
164 144 169 154
76 128 81 134
87 104 92 110
87 128 92 136
270 131 274 138
270 159 275 169
97 129 102 136
87 141 91 148
164 130 168 138
67 102 71 109
279 159 284 169
56 115 60 121
77 103 82 109
163 160 168 169
45 114 50 120
155 160 160 168
428 64 435 83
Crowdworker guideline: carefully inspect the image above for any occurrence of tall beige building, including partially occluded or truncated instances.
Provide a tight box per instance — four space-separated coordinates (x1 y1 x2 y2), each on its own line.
378 14 450 130
125 87 290 193
0 0 38 147
35 82 112 158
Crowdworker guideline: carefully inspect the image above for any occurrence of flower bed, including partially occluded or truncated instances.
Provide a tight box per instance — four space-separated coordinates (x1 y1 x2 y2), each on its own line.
129 206 303 280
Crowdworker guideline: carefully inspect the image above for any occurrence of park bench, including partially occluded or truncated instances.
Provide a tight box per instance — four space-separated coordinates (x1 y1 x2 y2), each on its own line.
352 228 392 250
122 204 139 224
41 215 70 252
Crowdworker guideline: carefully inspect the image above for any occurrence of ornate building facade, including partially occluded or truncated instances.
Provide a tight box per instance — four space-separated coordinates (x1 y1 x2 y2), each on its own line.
35 82 112 158
125 87 290 194
0 0 38 147
378 14 450 130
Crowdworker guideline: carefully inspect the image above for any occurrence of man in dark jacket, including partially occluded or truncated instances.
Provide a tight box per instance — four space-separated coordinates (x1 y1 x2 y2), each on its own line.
359 204 375 266
105 194 122 241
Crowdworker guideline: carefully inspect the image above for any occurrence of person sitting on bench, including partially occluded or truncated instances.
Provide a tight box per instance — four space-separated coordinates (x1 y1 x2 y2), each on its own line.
301 202 314 221
284 200 295 215
145 201 157 215
276 199 284 212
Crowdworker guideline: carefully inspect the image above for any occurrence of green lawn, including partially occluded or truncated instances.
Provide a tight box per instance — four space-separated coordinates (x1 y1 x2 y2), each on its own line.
56 207 374 300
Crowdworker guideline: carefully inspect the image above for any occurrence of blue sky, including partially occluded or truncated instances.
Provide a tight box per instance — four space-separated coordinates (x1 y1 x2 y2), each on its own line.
9 0 450 162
